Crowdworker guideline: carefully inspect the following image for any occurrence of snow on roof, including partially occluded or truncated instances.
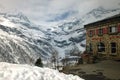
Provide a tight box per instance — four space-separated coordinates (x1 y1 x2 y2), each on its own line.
84 13 120 28
0 62 84 80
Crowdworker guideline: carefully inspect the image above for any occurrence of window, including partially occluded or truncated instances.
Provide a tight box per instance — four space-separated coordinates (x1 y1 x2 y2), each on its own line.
98 28 103 35
97 42 105 52
89 43 93 52
88 30 95 37
97 27 108 35
89 30 93 37
109 25 117 33
111 42 116 54
86 43 93 52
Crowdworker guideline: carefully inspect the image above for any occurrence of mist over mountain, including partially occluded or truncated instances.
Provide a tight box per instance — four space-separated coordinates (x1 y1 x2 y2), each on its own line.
0 7 120 64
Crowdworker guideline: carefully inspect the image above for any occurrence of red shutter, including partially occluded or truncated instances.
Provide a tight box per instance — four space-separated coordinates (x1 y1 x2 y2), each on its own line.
96 29 99 35
118 23 120 32
103 27 108 34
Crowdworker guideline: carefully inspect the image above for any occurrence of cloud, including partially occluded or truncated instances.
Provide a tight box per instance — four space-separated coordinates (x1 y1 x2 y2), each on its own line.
46 10 78 22
0 0 120 26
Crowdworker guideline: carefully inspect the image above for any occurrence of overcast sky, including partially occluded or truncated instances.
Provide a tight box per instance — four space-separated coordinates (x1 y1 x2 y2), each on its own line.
0 0 120 26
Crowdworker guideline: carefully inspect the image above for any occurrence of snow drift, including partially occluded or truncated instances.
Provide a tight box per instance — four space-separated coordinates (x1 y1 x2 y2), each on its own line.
0 62 84 80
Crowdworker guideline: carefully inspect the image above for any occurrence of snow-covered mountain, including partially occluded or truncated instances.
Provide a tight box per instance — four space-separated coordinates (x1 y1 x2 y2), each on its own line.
0 7 120 64
48 20 86 57
0 12 58 64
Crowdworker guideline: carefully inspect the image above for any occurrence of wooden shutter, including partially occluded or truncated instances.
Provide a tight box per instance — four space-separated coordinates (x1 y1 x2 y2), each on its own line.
96 29 99 35
118 23 120 32
103 27 108 34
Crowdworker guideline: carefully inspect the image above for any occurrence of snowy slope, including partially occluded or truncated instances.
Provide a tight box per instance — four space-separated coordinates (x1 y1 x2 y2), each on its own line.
0 62 84 80
50 24 86 57
0 13 57 64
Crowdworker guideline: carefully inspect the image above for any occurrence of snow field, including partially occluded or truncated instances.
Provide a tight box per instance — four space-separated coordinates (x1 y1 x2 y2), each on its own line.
0 62 84 80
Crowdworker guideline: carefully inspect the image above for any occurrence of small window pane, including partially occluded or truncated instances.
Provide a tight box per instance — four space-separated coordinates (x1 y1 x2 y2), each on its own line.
98 29 103 35
87 43 93 52
109 25 117 33
97 42 105 52
112 27 116 33
111 42 116 53
89 43 92 52
90 31 93 36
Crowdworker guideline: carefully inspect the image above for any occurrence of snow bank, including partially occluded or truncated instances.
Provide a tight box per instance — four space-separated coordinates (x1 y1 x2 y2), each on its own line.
0 62 84 80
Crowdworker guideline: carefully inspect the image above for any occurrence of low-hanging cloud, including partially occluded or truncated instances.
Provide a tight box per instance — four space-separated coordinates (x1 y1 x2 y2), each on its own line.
0 0 120 26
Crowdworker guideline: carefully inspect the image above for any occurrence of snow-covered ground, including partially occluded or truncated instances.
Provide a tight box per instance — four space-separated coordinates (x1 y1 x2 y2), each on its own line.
0 62 84 80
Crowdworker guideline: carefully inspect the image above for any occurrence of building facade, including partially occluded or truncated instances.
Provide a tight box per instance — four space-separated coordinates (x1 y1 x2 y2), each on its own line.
84 14 120 60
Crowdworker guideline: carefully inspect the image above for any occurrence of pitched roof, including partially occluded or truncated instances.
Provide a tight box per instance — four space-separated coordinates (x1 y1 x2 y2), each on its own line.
84 13 120 28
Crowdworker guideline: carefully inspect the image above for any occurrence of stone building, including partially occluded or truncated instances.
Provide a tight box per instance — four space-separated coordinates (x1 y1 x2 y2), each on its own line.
84 14 120 60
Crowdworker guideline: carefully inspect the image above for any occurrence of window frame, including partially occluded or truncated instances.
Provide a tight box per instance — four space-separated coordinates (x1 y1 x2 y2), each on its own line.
110 42 117 55
86 43 93 53
108 24 118 34
97 42 105 53
98 28 103 36
89 30 93 37
88 30 95 37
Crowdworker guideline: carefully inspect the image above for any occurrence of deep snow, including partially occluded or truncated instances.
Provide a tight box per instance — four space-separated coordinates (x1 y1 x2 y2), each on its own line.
0 62 84 80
